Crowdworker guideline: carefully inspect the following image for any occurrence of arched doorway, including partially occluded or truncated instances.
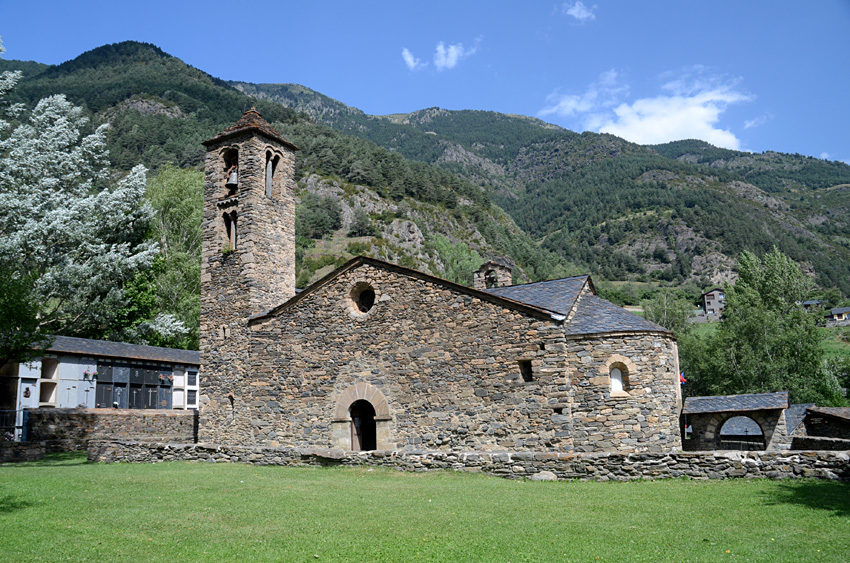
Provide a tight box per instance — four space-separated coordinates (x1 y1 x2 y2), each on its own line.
349 400 376 451
718 416 766 450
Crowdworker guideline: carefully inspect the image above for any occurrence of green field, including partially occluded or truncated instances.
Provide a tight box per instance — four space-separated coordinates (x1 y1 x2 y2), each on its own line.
1 453 848 562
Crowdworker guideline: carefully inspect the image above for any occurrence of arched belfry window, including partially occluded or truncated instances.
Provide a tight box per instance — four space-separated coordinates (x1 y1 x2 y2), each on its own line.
223 149 239 197
265 151 279 198
223 211 237 251
485 270 498 288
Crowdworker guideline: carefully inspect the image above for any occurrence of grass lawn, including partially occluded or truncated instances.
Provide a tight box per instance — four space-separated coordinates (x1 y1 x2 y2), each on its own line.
1 454 849 562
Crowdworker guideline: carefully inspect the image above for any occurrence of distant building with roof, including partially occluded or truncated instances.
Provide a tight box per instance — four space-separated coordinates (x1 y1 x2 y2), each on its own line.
0 336 199 440
825 306 850 327
700 287 726 318
198 110 683 454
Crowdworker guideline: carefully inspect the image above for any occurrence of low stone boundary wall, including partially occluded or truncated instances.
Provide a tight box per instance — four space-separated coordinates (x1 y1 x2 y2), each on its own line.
0 441 45 463
792 436 850 451
27 408 197 449
88 441 850 481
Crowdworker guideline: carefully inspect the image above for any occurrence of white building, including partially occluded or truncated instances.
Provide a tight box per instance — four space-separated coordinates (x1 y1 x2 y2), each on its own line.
0 336 199 440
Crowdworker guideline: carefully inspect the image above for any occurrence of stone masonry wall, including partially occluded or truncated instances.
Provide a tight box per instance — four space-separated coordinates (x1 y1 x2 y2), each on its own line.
26 408 197 445
88 441 850 482
566 333 681 453
200 130 297 443
201 263 572 452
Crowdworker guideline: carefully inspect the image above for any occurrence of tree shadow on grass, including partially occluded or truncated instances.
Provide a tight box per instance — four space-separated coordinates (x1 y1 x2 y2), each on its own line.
0 493 33 514
29 451 89 467
762 481 850 517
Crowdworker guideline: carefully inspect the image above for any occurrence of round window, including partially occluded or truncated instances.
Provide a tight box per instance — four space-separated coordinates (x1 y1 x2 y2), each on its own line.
349 282 377 315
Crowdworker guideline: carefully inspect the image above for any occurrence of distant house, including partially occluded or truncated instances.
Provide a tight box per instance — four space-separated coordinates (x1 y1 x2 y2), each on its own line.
0 336 200 440
801 300 822 311
701 288 726 318
825 307 850 327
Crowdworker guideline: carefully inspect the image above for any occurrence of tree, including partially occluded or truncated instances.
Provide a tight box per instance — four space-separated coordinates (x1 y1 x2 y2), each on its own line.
642 290 693 335
682 247 845 405
0 39 158 355
0 259 52 367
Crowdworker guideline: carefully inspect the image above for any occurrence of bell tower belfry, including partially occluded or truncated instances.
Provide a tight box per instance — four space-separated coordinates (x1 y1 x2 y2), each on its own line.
199 109 298 444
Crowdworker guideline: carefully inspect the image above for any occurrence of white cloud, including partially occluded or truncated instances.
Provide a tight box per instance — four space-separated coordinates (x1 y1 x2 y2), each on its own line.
562 1 596 22
434 40 478 71
820 152 830 160
540 68 752 149
401 48 426 71
744 113 773 129
540 69 628 118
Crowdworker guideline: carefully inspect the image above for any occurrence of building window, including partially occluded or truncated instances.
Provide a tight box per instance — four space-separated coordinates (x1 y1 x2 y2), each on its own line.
610 366 629 394
265 152 279 198
348 282 377 316
223 211 237 251
187 390 197 406
518 360 533 382
187 371 197 386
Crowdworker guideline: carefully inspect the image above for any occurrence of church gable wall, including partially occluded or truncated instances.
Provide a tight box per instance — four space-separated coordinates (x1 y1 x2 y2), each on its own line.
566 333 681 453
205 264 573 452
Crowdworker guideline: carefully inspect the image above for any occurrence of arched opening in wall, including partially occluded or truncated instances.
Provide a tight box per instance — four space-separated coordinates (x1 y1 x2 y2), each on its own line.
265 151 279 198
349 399 377 451
610 365 629 395
485 270 498 288
223 149 239 196
223 211 237 251
718 416 765 450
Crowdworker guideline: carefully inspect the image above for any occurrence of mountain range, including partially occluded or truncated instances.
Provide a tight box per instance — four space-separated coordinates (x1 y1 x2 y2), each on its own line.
4 40 849 297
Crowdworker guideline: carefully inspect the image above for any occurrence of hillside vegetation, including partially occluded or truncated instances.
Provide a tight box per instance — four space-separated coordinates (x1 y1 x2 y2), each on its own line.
4 40 850 300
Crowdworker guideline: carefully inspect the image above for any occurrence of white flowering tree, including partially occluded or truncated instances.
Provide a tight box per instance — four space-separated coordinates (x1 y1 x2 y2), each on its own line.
0 39 176 363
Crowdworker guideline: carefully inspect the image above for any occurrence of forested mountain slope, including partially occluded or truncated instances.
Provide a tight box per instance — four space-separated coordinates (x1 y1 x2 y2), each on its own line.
5 41 850 296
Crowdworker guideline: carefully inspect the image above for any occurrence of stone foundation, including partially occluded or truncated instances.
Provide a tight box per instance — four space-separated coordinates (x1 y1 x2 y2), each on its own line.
87 441 850 481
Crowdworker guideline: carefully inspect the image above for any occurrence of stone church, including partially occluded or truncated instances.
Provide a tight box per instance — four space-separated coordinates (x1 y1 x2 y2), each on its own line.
198 110 683 454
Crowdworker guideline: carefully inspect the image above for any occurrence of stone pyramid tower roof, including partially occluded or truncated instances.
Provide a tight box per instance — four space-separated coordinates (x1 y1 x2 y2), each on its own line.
202 107 299 150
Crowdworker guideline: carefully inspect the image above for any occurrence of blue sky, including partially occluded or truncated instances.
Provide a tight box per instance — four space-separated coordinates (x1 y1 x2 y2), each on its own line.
2 0 848 162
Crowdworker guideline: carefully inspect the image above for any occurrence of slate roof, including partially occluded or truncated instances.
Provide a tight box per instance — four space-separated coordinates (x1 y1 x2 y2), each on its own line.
682 391 789 414
44 336 200 366
807 406 850 422
202 108 299 151
563 294 669 336
483 276 588 318
785 403 816 433
827 307 850 316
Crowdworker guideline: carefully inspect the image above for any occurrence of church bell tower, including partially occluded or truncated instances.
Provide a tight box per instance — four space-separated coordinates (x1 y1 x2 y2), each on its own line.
198 109 298 443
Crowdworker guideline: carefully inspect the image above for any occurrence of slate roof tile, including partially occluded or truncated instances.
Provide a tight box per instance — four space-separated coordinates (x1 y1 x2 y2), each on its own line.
564 294 669 336
45 335 200 366
483 276 588 317
682 391 789 414
807 406 850 422
203 108 298 150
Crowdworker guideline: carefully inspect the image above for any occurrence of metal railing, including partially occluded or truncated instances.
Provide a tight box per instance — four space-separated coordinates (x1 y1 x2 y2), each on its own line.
0 410 26 442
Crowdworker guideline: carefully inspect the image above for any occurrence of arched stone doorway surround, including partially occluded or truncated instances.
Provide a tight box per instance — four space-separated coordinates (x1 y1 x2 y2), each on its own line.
330 382 392 450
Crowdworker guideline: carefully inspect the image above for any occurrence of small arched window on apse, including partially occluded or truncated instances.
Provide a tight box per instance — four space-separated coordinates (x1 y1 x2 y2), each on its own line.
223 211 237 251
610 364 629 396
265 151 280 198
223 148 239 197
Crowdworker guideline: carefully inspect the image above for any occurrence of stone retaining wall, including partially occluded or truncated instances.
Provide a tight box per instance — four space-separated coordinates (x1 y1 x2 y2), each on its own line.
0 441 45 463
27 408 197 449
87 441 850 481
